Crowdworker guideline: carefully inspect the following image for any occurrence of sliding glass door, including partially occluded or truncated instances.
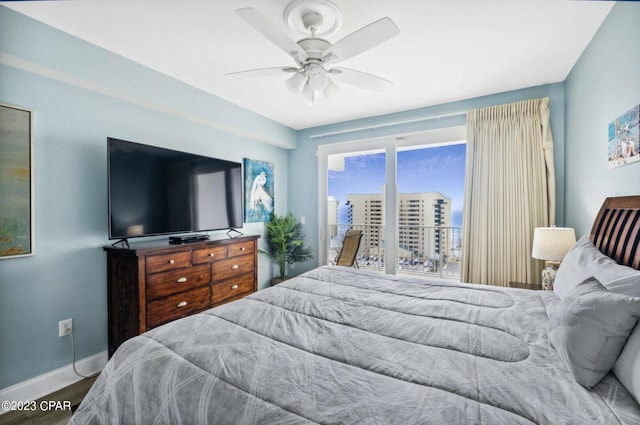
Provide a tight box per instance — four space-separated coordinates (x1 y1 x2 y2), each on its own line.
318 139 396 273
317 127 466 278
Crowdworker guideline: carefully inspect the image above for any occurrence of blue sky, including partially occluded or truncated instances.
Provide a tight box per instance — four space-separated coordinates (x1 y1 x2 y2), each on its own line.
328 143 466 214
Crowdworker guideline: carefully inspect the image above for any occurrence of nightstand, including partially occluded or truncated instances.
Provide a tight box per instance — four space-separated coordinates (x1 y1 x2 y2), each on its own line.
508 281 543 290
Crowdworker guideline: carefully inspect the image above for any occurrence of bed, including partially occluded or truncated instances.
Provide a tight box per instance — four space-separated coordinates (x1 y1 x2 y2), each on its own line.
70 196 640 424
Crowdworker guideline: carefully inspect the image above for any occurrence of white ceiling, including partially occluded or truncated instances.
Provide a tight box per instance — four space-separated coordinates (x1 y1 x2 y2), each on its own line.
3 0 614 130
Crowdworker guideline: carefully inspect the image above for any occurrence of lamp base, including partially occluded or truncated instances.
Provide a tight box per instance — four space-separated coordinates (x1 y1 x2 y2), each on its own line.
541 261 561 291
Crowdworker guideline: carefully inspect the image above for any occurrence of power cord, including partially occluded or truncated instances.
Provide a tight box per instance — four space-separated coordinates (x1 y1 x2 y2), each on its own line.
68 329 93 379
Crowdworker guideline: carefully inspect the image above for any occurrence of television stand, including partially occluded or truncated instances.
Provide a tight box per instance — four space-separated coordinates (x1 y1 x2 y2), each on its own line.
169 234 210 244
111 238 130 249
226 228 244 238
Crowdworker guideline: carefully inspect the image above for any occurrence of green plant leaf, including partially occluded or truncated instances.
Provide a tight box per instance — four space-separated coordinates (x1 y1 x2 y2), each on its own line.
261 212 313 280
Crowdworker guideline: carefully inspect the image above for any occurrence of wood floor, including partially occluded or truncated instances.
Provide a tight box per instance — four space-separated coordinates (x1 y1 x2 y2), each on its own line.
0 376 97 425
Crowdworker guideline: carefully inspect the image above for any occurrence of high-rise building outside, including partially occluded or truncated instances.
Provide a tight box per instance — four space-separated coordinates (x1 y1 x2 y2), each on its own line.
343 192 451 261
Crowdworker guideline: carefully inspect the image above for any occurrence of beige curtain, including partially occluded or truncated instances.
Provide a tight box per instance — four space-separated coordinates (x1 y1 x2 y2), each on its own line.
462 97 555 286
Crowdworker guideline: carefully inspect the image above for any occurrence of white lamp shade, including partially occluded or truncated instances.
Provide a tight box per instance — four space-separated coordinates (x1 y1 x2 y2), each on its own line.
532 227 577 261
307 65 329 91
285 72 306 95
322 78 340 99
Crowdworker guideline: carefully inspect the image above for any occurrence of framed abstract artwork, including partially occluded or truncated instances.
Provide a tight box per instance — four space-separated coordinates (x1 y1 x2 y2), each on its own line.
0 103 34 258
608 104 639 169
244 158 274 223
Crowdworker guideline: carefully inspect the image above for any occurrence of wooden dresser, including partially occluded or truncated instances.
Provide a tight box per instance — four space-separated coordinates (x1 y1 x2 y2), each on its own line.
104 235 259 356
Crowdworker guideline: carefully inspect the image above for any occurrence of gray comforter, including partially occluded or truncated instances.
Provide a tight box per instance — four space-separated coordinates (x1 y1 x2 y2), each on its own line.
70 266 640 424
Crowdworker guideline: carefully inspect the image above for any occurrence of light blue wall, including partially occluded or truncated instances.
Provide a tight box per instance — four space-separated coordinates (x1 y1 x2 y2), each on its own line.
289 84 566 274
0 6 294 389
564 2 640 238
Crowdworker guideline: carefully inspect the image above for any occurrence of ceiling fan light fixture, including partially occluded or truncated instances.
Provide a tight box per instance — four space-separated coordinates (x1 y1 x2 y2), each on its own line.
322 78 339 99
307 65 329 91
285 72 307 95
308 73 328 91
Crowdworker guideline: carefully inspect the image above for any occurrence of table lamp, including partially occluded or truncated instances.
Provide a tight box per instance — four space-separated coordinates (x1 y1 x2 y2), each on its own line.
532 227 576 290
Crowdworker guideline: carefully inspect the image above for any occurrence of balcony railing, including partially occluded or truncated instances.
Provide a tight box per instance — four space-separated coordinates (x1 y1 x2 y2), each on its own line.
328 223 463 280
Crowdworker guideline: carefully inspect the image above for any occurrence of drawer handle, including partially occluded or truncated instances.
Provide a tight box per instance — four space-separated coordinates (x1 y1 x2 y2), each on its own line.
240 247 246 251
209 253 215 257
231 284 239 290
177 301 188 308
169 259 175 264
231 265 239 270
176 277 187 283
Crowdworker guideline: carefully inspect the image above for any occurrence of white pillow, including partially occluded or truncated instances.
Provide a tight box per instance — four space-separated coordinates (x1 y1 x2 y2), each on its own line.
614 323 640 403
553 235 640 298
549 277 640 389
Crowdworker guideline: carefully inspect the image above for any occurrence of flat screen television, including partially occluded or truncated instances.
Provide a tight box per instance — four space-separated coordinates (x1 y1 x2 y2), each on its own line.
108 138 243 240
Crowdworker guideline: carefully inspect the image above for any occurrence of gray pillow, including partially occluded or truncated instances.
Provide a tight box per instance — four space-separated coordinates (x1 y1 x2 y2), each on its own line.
549 277 640 389
553 236 640 298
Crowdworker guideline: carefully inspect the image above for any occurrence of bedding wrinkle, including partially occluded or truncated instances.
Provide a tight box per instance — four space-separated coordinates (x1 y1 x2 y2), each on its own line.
276 280 529 361
209 310 535 425
222 298 544 420
281 279 527 341
80 331 321 425
593 374 640 425
297 268 515 309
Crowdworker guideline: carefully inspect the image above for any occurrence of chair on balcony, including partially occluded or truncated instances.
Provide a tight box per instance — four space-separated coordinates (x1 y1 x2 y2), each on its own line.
334 230 363 268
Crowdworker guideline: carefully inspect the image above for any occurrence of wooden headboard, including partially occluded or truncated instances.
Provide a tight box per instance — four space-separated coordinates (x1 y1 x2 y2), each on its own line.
590 196 640 270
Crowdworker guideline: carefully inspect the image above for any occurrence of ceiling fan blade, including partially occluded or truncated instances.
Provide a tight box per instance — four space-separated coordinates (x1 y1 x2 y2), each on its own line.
330 67 393 92
226 67 298 79
322 17 399 64
235 8 308 62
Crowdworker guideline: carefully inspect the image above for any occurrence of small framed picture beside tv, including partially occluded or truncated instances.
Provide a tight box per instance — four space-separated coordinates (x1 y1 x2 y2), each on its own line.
244 158 274 223
107 138 243 242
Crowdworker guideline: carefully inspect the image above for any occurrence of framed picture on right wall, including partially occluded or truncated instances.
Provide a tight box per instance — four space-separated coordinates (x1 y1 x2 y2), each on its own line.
608 104 639 169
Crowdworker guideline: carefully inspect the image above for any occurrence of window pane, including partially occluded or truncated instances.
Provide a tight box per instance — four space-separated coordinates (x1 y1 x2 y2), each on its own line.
328 151 386 270
397 143 465 277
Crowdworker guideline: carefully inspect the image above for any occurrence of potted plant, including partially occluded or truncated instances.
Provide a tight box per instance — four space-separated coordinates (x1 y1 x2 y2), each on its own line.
262 213 313 284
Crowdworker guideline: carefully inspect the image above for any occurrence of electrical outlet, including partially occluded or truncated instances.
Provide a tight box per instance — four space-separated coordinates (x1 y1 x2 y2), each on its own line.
59 318 72 337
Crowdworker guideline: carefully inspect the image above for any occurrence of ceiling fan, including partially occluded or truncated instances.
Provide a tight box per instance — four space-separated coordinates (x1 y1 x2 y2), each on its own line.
227 0 400 104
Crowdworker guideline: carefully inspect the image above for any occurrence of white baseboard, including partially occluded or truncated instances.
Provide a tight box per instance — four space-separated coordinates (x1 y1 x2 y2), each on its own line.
0 351 107 415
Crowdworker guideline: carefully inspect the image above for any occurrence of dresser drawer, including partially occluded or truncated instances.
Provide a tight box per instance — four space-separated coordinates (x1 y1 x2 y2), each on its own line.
146 251 191 274
192 246 227 264
212 275 255 305
146 286 210 329
212 254 254 281
227 240 255 258
146 264 211 300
